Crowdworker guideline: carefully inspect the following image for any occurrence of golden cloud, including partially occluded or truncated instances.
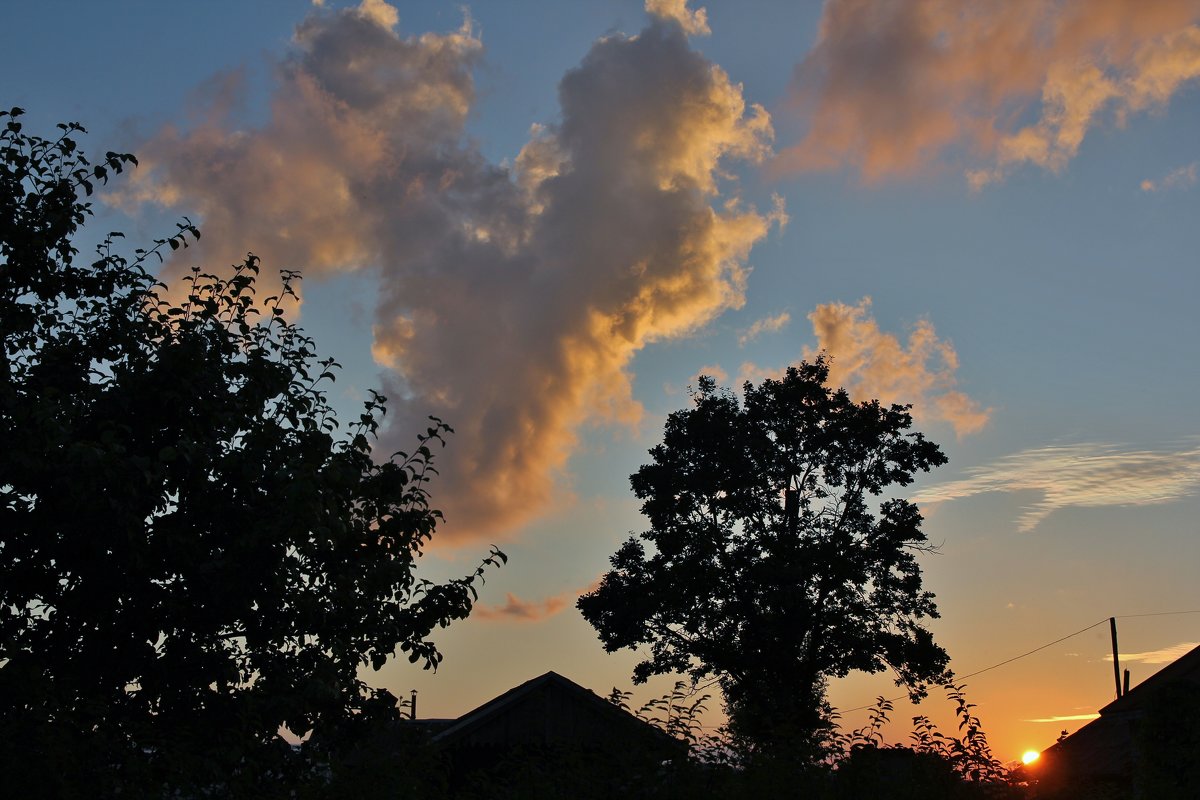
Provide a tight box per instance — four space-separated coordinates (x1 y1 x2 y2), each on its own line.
472 592 570 623
777 0 1200 187
1106 641 1200 665
473 578 602 623
645 0 710 37
114 1 781 544
1023 713 1101 723
1141 160 1199 192
804 298 991 437
737 311 791 347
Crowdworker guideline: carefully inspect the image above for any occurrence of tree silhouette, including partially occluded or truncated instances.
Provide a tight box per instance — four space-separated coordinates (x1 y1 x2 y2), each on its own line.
578 360 950 760
0 109 503 795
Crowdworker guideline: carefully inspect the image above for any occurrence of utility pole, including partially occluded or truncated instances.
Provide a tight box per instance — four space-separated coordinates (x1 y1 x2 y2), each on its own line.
1109 617 1122 700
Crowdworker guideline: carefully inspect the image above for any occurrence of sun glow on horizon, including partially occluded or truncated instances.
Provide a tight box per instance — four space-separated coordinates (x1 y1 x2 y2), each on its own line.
1021 750 1040 765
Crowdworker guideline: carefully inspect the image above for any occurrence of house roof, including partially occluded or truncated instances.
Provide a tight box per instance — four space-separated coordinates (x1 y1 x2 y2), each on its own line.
1096 641 1200 715
431 670 683 753
1031 642 1200 782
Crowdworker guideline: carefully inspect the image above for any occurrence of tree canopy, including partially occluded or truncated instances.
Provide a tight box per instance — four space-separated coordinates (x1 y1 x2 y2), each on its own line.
0 108 502 795
578 360 951 757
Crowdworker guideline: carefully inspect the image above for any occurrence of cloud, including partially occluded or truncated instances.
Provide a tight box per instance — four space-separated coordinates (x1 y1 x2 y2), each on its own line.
913 441 1200 532
1023 713 1101 723
776 0 1200 187
474 578 602 623
473 591 570 623
355 0 398 30
694 364 728 384
733 360 774 388
804 298 991 437
665 363 729 397
1141 160 1199 192
644 0 710 37
114 1 781 544
1105 641 1200 665
737 311 790 346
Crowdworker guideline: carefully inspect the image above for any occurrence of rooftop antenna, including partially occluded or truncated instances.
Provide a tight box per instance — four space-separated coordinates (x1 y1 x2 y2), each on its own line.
1109 617 1122 700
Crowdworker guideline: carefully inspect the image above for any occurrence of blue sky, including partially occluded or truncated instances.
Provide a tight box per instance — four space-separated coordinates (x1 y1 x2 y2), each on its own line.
5 0 1199 759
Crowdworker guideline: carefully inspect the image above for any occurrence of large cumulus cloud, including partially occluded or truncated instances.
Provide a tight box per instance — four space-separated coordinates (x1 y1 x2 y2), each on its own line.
115 0 781 542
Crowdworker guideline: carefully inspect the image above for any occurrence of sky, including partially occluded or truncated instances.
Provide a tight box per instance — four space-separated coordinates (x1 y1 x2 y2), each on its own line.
4 0 1200 762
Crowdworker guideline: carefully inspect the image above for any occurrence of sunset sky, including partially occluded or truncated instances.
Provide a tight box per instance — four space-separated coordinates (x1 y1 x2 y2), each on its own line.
5 0 1199 761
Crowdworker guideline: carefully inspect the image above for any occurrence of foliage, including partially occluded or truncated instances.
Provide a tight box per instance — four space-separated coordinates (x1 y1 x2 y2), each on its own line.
607 680 714 751
836 685 1010 782
0 108 503 795
602 680 1026 799
578 360 950 759
825 685 1022 799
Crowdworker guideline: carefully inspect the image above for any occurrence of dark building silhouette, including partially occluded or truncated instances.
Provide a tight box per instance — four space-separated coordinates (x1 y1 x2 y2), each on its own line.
1029 643 1200 797
433 670 683 752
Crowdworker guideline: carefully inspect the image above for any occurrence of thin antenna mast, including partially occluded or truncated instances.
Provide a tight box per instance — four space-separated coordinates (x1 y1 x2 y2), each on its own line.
1109 617 1122 700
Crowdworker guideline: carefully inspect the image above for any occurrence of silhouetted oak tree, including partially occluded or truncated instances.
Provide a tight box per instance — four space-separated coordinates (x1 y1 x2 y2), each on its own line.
578 360 950 759
0 109 502 795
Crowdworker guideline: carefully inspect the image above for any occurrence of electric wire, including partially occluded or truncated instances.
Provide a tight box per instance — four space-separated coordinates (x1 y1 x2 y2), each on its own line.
954 618 1110 682
1116 609 1200 620
838 609 1200 714
636 609 1200 725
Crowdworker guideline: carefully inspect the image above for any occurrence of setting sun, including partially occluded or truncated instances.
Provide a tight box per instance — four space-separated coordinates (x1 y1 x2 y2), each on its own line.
1022 750 1040 765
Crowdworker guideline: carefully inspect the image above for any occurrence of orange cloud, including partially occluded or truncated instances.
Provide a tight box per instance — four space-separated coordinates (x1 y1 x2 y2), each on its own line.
644 0 710 37
114 1 781 544
1141 160 1199 192
474 578 602 623
804 298 991 437
737 311 791 347
1106 641 1200 665
777 0 1200 186
473 592 570 623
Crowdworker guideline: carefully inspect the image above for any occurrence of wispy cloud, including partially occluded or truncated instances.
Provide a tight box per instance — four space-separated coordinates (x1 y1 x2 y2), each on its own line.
1141 161 1199 192
113 0 782 543
914 441 1200 532
804 298 990 437
737 311 790 347
733 360 773 389
473 592 570 623
474 579 602 623
776 0 1200 188
1105 641 1200 664
1023 713 1100 723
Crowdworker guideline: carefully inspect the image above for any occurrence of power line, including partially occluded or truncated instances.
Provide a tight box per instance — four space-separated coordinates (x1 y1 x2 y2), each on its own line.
1116 609 1200 620
654 609 1200 719
840 617 1111 714
955 618 1109 682
840 608 1200 714
662 612 1200 731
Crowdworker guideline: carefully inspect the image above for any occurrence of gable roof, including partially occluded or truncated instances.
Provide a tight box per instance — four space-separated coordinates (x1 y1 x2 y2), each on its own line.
1032 642 1200 782
1096 642 1200 716
432 671 683 753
